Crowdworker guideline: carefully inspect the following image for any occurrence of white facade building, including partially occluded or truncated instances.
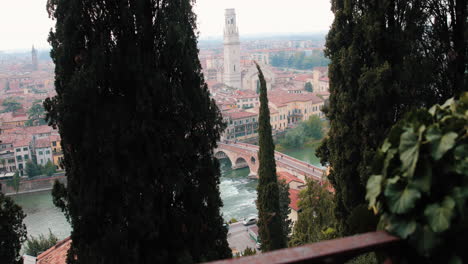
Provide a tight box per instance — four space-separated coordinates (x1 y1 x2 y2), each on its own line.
223 9 242 89
35 138 52 166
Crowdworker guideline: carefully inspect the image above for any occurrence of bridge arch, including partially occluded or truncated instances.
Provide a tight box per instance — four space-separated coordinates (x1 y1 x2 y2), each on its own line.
234 157 250 171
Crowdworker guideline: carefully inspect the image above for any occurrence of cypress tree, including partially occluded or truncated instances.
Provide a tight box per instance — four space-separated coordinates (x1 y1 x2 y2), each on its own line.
255 63 286 251
45 0 230 263
318 0 467 234
0 192 27 264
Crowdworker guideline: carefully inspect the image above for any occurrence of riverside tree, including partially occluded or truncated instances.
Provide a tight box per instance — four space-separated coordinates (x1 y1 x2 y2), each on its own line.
0 192 27 264
255 63 286 251
317 0 467 234
45 0 231 263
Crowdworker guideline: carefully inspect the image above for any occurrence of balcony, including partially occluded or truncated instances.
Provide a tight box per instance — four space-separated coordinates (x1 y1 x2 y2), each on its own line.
203 231 401 264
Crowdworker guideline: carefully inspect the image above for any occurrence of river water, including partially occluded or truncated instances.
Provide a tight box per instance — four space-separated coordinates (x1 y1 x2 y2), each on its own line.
11 146 320 241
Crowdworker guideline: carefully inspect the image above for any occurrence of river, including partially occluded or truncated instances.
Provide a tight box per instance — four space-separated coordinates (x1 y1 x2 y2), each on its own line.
11 146 320 241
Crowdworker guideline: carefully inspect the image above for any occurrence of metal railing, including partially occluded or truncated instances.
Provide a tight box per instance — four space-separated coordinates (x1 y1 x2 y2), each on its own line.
203 231 401 264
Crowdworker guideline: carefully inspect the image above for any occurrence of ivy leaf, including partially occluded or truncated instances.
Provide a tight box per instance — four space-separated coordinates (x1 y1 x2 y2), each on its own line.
366 175 382 213
384 181 421 214
382 149 397 178
424 197 455 233
386 215 417 239
452 187 468 214
412 158 432 193
409 225 441 257
381 139 391 152
399 128 420 178
431 132 458 160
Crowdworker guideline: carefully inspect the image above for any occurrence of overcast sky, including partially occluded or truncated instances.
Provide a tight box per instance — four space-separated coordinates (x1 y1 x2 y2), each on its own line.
0 0 334 51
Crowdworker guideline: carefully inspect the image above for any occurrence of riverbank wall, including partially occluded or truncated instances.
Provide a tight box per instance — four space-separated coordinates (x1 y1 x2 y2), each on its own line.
0 174 66 196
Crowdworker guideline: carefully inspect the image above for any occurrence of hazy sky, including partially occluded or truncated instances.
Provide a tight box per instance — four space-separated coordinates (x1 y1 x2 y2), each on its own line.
0 0 334 51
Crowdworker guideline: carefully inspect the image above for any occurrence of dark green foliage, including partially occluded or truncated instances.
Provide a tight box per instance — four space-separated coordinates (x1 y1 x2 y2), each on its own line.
25 161 41 178
2 97 21 113
270 51 329 70
256 63 286 251
51 180 69 221
24 230 59 257
289 180 338 247
318 0 467 235
42 160 56 176
304 82 313 92
279 115 324 149
26 102 46 126
0 192 27 264
366 94 468 262
6 171 21 193
45 0 230 263
278 179 292 239
280 127 305 149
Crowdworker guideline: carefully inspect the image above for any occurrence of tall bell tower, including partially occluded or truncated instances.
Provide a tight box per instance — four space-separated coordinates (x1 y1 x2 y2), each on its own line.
223 9 241 89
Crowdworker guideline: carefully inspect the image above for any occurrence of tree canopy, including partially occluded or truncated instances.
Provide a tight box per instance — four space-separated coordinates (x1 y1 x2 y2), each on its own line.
317 0 467 234
45 0 230 263
0 192 27 264
256 63 287 251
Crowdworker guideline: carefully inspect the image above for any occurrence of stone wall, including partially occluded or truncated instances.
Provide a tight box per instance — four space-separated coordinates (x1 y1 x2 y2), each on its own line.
0 175 66 195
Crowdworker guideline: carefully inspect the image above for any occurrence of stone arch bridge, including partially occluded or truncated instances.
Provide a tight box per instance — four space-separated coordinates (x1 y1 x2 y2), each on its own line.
214 142 325 182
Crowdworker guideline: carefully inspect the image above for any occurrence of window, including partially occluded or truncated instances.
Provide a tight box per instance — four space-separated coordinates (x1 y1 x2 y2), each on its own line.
52 142 57 146
16 156 22 161
23 147 28 151
39 151 43 155
46 150 50 154
40 159 43 164
24 155 29 160
16 148 21 152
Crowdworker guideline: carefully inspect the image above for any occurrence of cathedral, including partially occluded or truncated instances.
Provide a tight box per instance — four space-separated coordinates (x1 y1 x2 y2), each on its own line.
222 9 275 91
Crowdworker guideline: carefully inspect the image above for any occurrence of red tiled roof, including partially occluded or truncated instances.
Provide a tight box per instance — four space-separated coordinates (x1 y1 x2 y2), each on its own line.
278 171 305 185
13 136 30 147
35 137 51 148
37 237 71 264
294 74 313 82
319 76 330 82
289 189 300 211
268 90 323 106
226 111 258 120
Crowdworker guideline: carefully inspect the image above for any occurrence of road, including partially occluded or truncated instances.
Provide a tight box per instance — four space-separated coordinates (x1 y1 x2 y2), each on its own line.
227 222 259 254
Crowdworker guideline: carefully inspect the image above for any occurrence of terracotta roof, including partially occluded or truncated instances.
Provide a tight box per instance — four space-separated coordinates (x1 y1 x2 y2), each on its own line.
50 134 61 142
268 90 323 106
35 137 51 148
0 112 28 123
278 171 305 185
13 137 30 147
319 76 330 82
226 111 258 120
294 74 313 82
37 237 71 264
289 189 300 211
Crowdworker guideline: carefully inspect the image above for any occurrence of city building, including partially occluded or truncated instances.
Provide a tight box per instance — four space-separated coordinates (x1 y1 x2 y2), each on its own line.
223 9 242 89
35 137 52 166
50 134 63 169
31 45 38 71
13 137 32 175
222 111 258 141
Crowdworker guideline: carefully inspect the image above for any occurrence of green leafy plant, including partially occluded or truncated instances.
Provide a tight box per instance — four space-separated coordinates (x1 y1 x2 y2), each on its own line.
24 230 59 257
366 93 468 262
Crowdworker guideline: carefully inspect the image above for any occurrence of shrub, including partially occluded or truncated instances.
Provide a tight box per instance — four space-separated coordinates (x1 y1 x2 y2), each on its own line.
24 230 59 257
366 93 468 262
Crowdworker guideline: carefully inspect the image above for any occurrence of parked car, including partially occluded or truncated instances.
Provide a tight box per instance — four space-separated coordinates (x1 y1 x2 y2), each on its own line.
242 216 257 226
